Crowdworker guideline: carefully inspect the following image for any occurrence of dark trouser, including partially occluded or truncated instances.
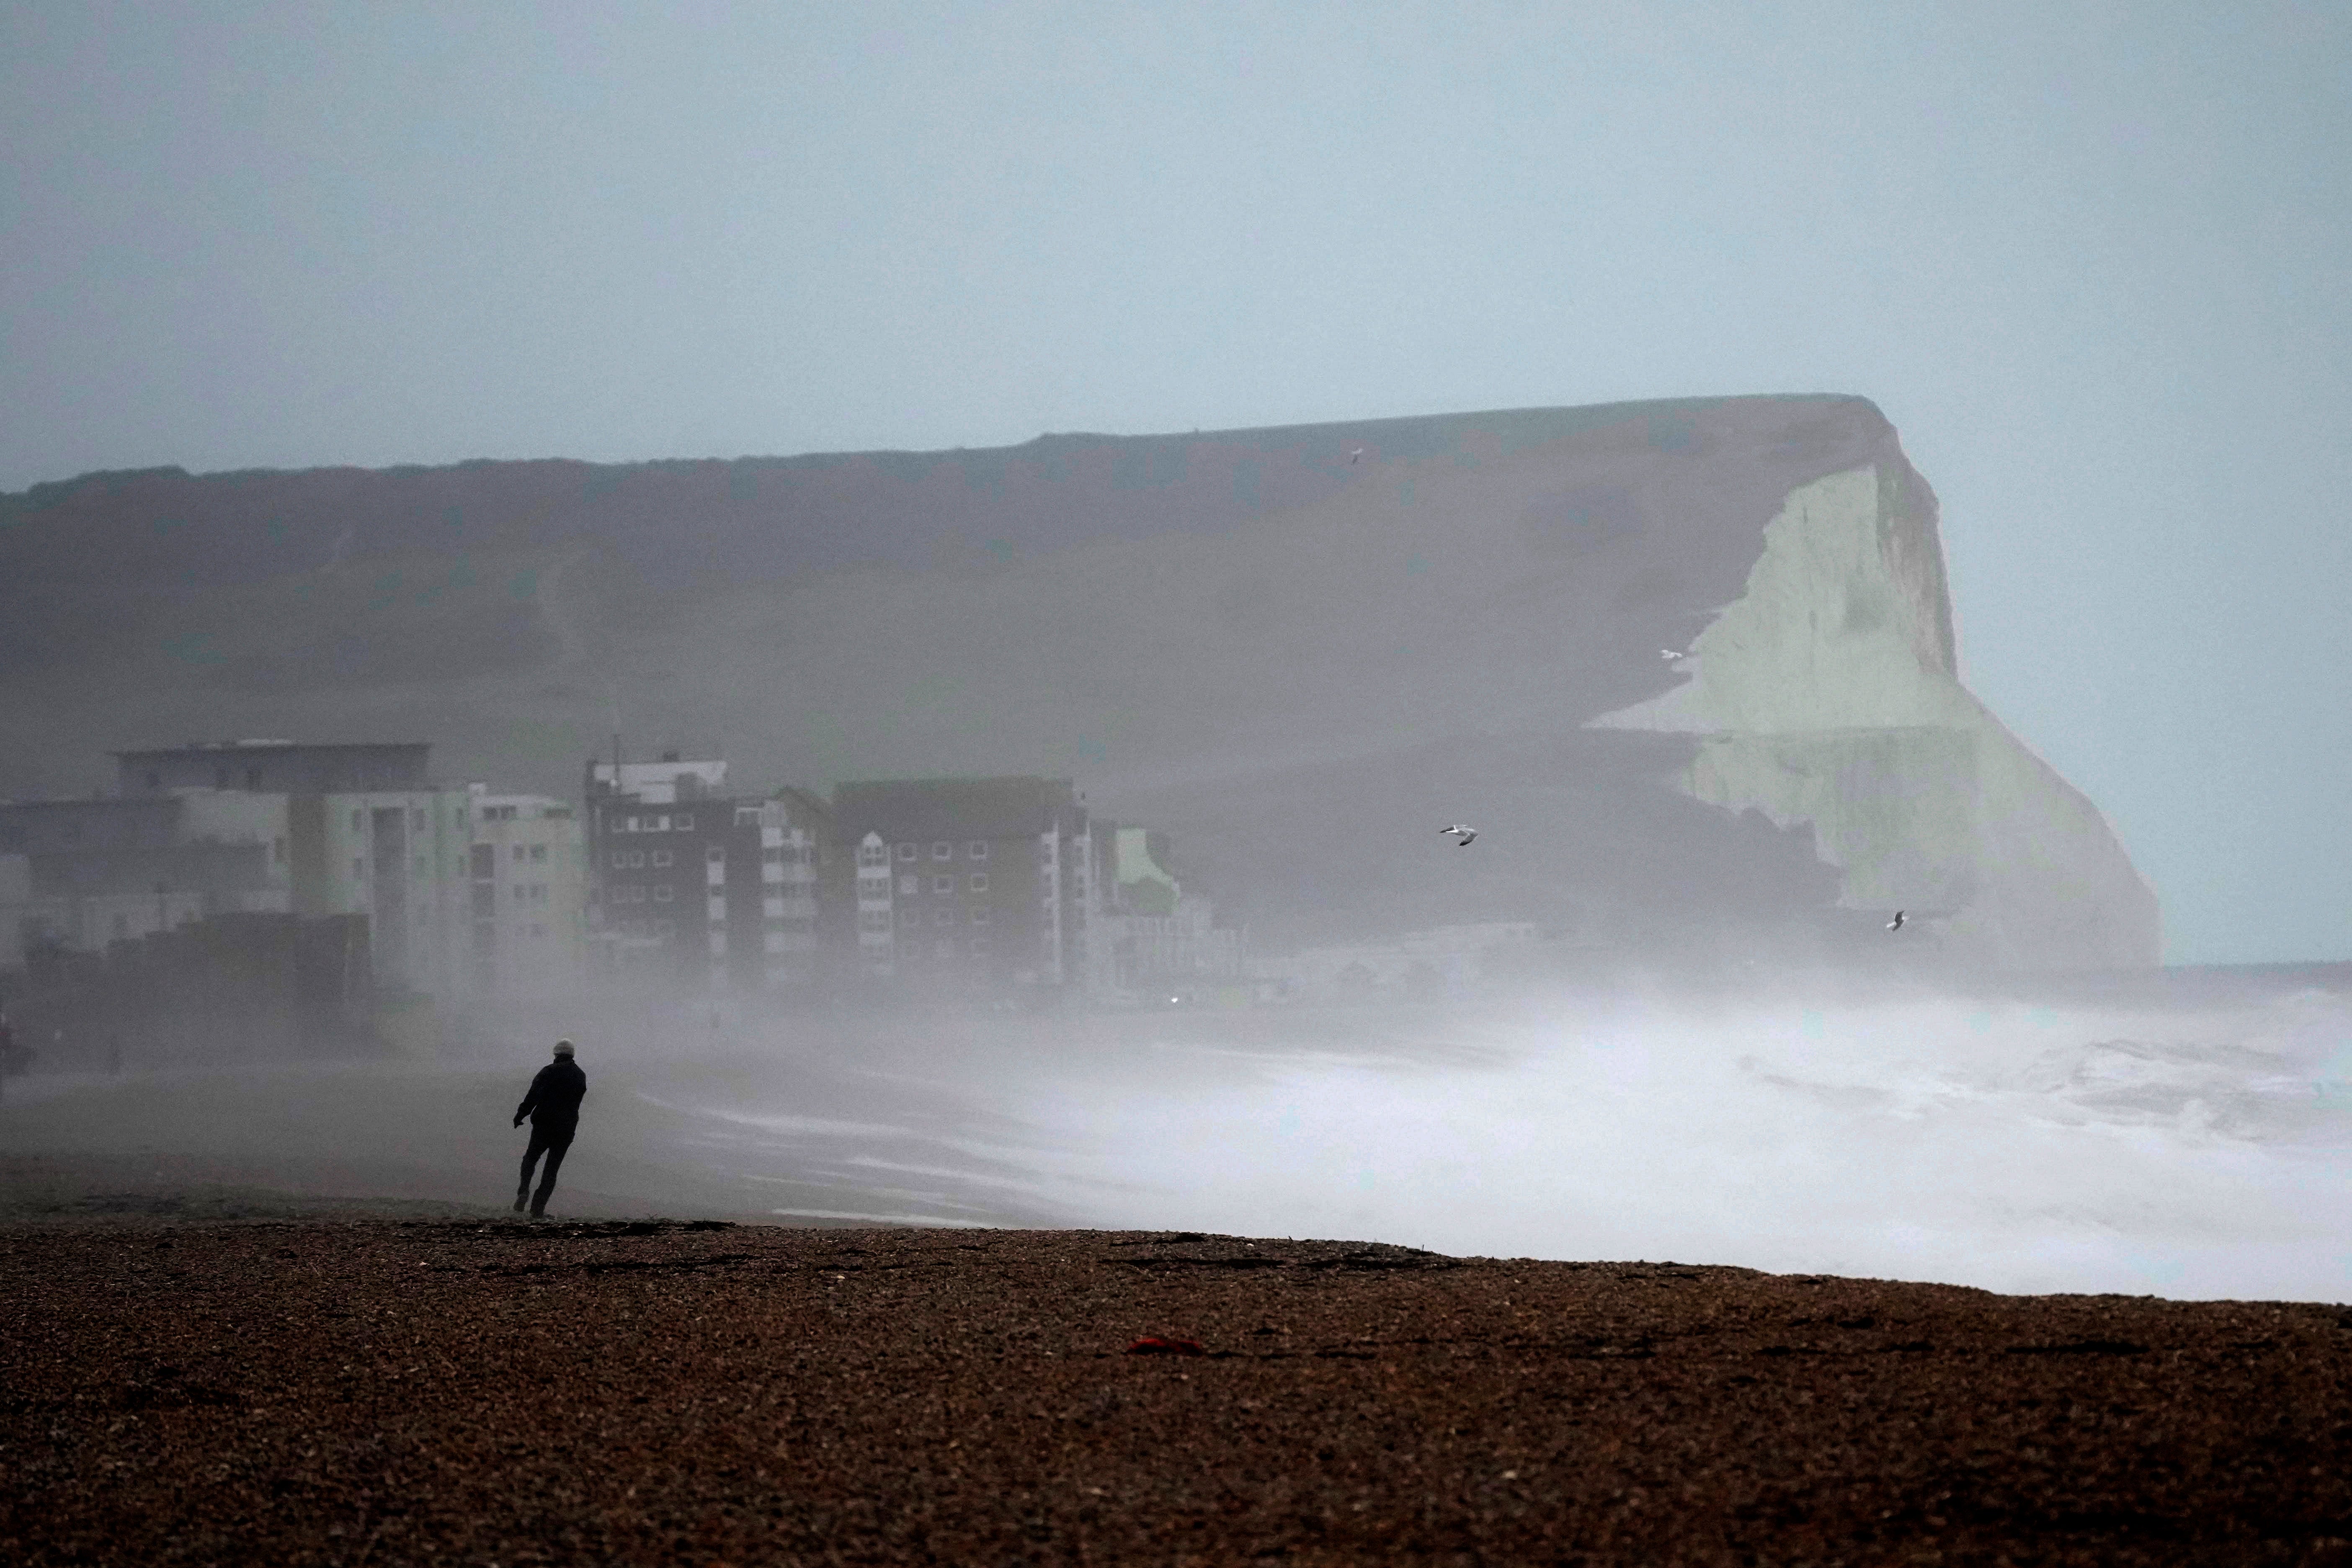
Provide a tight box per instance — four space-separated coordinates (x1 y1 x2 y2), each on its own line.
519 1121 576 1212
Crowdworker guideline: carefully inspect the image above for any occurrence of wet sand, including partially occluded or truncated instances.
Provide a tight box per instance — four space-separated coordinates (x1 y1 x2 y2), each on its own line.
5 1217 2349 1565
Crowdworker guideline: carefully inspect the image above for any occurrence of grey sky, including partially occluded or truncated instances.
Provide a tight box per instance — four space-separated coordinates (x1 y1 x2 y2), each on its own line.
4 2 2346 965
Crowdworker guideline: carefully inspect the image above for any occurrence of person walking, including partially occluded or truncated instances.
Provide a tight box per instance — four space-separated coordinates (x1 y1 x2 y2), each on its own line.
513 1039 587 1218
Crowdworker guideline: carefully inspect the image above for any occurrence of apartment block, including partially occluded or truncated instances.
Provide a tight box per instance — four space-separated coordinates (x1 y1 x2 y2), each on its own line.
825 777 1097 992
0 791 291 953
465 788 588 998
583 756 829 990
101 740 472 998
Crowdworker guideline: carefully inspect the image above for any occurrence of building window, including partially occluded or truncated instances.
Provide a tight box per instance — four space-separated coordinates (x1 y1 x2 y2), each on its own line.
531 923 547 939
652 885 674 903
859 909 892 932
514 885 527 903
931 873 953 894
897 842 918 861
532 884 546 903
651 849 673 868
531 844 547 862
351 810 363 833
215 767 231 789
970 904 990 923
934 906 955 926
968 841 988 860
654 918 676 937
247 768 264 791
858 839 888 867
969 872 988 892
899 872 918 895
709 844 727 864
762 846 783 864
932 841 952 860
627 850 646 868
675 813 693 830
353 856 365 879
610 850 628 869
970 935 990 954
897 908 921 928
512 844 526 862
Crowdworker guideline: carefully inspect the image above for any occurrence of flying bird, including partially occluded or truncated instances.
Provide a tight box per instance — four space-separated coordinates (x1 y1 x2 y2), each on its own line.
1660 648 1685 660
1887 910 1906 932
1349 447 1365 464
1440 824 1477 846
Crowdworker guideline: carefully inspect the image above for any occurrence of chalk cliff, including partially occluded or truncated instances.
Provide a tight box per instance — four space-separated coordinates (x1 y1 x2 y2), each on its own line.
1587 465 2157 968
0 395 2159 970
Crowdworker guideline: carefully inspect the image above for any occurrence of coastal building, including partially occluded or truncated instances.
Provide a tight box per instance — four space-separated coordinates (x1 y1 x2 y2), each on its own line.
283 786 474 998
464 788 588 998
0 792 289 953
1095 823 1244 998
824 777 1097 992
583 756 829 990
1 741 478 1000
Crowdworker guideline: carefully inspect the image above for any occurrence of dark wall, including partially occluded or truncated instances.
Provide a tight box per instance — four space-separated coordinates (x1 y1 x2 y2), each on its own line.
0 912 374 1070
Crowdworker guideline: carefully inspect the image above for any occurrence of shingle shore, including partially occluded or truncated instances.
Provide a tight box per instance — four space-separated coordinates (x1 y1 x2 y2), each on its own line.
4 1220 2349 1565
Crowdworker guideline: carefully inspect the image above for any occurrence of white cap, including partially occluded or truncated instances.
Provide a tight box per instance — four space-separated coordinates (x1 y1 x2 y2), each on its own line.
553 1040 575 1057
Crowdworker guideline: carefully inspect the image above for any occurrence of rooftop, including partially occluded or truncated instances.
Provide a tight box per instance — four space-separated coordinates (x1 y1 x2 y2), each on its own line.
831 777 1083 841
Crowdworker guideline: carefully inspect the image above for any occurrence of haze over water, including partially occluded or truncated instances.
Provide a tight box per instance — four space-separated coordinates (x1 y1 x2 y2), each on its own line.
664 979 2352 1303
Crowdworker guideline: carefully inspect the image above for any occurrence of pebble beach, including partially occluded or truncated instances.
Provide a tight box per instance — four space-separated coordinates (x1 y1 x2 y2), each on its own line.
6 1216 2350 1565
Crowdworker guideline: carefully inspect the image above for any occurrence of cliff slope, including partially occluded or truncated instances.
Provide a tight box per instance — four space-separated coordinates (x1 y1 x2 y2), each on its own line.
0 395 2158 968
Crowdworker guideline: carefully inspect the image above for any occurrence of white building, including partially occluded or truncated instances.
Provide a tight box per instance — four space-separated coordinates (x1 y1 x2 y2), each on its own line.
465 787 588 998
93 742 476 998
0 790 294 955
286 787 475 997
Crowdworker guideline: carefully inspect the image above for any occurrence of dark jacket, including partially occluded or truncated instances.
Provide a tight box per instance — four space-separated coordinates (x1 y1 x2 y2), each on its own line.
516 1060 588 1129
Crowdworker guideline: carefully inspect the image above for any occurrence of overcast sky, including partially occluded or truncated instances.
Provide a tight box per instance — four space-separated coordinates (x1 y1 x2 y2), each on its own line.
4 2 2346 965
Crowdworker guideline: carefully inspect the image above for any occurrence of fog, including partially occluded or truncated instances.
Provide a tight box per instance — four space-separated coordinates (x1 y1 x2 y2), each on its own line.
9 975 2345 1303
978 985 2352 1301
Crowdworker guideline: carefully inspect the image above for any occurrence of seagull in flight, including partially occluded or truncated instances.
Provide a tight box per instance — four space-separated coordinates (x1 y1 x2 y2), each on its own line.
1887 910 1906 932
1440 824 1477 847
1660 647 1685 660
1349 447 1366 464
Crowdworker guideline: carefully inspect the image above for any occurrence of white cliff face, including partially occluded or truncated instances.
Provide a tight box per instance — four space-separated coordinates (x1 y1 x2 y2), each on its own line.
1592 466 2161 968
